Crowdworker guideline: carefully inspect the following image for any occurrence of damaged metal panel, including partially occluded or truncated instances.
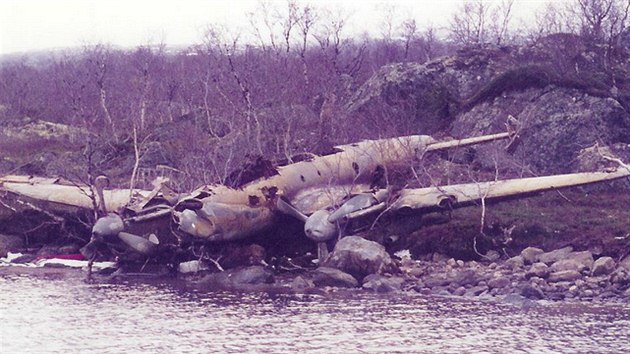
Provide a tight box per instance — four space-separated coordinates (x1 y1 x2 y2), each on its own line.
392 168 630 212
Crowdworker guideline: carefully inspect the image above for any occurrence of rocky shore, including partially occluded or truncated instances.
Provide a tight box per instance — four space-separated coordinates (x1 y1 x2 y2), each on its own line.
2 234 630 303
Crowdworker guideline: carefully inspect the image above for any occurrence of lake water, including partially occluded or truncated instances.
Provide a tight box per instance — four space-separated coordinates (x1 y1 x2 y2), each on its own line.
1 270 629 354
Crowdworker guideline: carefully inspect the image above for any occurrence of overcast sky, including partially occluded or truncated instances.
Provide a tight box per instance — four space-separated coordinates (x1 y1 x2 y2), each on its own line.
0 0 549 55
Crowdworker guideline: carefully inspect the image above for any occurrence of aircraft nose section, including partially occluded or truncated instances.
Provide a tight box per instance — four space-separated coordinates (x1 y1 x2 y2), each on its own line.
304 210 336 242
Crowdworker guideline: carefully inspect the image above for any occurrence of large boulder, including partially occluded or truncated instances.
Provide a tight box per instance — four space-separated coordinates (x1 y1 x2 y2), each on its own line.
550 251 594 272
347 36 630 176
311 267 358 288
538 246 574 265
323 236 398 281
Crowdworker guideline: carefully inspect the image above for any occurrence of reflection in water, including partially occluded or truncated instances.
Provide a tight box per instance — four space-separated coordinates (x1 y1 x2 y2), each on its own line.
1 273 629 354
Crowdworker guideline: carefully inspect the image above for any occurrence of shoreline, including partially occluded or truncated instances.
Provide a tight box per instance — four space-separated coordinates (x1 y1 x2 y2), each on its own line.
3 244 629 304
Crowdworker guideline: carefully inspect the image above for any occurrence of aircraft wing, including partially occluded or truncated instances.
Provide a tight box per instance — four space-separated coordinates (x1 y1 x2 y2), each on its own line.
390 168 630 212
0 175 149 214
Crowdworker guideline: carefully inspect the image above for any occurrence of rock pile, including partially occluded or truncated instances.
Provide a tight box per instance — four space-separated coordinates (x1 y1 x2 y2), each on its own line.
407 246 630 301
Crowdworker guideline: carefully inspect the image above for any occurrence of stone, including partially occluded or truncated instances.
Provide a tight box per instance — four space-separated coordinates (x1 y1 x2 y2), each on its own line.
520 285 545 299
432 253 449 262
450 269 479 287
611 269 630 286
526 262 550 279
198 266 274 289
548 270 582 283
538 246 573 265
0 234 23 258
423 276 451 288
618 255 630 271
311 267 359 288
362 274 404 293
505 256 525 269
591 256 616 276
567 251 594 270
453 286 466 296
520 247 544 265
465 285 489 297
291 276 315 291
323 236 397 280
488 276 511 289
485 250 501 262
550 259 587 273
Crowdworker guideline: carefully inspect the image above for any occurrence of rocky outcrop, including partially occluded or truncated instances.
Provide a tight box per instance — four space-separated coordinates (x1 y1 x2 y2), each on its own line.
347 37 630 176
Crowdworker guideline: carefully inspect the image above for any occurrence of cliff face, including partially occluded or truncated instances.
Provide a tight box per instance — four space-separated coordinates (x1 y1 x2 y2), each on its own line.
347 35 630 175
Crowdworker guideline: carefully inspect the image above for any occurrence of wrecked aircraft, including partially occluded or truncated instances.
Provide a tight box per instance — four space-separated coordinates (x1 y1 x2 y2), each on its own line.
1 121 629 268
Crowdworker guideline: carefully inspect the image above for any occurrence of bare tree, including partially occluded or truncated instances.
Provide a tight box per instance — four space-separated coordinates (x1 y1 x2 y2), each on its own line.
449 0 491 46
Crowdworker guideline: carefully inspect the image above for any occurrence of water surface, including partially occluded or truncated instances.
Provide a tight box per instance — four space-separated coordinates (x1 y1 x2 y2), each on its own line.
1 271 629 353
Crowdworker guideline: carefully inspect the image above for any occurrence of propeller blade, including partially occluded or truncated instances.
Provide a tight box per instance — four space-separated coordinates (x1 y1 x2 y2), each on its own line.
276 196 308 222
117 232 159 255
328 194 377 223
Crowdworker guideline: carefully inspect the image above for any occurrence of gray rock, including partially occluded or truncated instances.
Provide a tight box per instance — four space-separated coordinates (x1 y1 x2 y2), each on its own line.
432 253 450 262
538 246 574 265
0 234 22 258
485 250 501 262
526 262 550 279
618 255 630 271
323 236 397 280
548 270 582 283
591 256 616 276
291 276 315 291
567 251 594 270
423 276 451 288
362 274 404 293
450 269 479 287
312 267 359 288
453 286 467 296
488 276 511 289
465 285 489 297
550 259 587 273
520 247 544 265
520 285 545 299
611 269 630 286
506 256 525 269
198 266 274 289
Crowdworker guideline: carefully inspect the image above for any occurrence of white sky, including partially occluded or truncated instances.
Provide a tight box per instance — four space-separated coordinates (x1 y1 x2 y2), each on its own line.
0 0 551 55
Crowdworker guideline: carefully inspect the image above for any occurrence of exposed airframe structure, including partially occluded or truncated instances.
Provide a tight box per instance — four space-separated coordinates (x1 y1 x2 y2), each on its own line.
1 123 629 263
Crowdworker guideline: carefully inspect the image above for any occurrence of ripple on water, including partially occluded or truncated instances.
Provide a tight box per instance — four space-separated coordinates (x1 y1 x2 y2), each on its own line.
1 274 629 354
